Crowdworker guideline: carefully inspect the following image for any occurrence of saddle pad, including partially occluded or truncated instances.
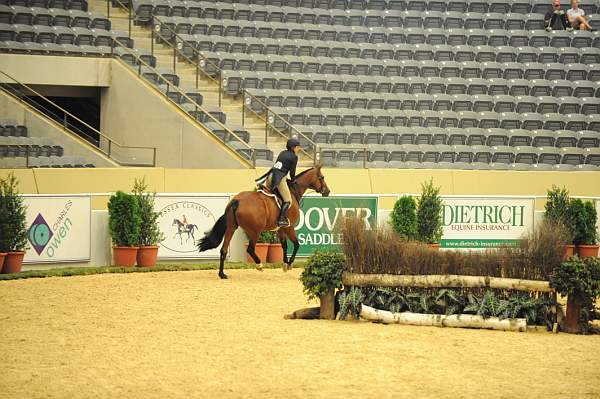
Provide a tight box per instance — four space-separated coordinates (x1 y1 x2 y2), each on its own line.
257 189 282 209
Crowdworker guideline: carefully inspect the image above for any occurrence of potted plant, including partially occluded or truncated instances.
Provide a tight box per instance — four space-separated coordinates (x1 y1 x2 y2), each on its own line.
300 250 345 320
0 173 29 273
545 186 576 258
550 256 600 333
417 179 443 249
266 231 284 263
133 178 164 267
571 199 598 258
246 230 271 263
108 190 141 267
390 195 418 240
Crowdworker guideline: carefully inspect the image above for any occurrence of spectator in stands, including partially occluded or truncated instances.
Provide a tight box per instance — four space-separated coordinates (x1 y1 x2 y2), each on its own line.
545 0 570 30
567 0 594 30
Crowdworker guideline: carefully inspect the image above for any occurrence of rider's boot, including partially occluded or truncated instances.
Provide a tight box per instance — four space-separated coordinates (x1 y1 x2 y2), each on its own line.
278 202 291 227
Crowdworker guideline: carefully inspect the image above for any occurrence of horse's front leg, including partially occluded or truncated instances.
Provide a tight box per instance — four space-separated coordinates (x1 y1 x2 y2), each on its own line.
278 229 289 271
284 228 300 271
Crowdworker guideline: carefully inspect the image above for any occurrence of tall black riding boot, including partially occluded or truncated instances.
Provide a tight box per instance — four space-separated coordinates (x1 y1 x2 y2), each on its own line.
278 202 291 227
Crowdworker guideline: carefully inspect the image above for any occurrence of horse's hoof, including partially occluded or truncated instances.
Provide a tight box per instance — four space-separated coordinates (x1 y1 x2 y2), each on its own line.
256 263 264 271
219 272 228 279
282 264 288 272
286 263 293 271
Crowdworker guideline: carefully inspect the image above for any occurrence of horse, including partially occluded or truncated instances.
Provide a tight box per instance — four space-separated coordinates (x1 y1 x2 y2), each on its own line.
172 219 198 245
197 166 330 279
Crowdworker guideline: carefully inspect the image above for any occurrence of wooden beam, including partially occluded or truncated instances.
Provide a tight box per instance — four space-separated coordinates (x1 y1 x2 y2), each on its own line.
342 272 552 293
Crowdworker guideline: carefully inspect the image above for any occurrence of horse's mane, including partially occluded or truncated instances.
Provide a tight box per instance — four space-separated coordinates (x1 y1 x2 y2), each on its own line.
295 167 314 179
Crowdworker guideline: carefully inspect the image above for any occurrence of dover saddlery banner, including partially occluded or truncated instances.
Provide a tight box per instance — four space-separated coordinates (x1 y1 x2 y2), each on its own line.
24 195 91 263
155 195 229 259
440 197 535 249
294 196 378 256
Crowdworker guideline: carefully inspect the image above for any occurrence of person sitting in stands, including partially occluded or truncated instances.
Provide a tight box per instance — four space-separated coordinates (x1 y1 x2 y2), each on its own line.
545 0 569 31
567 0 594 30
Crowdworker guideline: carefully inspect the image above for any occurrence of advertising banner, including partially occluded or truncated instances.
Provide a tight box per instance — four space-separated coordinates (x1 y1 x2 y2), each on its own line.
24 195 91 263
155 195 229 259
440 197 535 249
294 196 378 256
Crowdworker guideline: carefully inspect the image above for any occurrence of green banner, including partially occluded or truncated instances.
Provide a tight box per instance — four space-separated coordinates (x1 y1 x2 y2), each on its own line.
440 239 521 249
294 196 378 256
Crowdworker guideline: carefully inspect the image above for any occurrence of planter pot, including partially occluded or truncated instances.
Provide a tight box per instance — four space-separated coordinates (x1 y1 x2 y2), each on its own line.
113 246 139 267
577 244 599 258
0 253 6 274
565 291 585 334
564 245 576 260
428 243 440 250
137 246 159 267
245 243 269 263
267 244 284 263
319 288 336 320
2 252 25 274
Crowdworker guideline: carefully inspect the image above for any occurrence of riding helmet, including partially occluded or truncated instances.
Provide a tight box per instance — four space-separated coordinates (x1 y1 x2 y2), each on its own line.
286 138 300 150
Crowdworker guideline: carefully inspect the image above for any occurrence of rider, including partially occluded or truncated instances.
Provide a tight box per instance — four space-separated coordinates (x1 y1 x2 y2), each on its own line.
256 138 300 227
182 214 188 226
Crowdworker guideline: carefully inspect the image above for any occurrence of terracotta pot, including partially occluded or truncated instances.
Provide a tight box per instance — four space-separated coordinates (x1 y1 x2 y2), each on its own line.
112 246 139 267
245 243 269 263
428 243 440 250
564 244 576 260
137 246 159 267
577 245 599 258
267 243 284 263
0 253 6 274
2 252 25 274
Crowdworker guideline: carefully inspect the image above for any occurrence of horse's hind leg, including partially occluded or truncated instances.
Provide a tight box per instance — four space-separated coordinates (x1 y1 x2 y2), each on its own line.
284 228 300 270
246 231 264 271
219 226 236 279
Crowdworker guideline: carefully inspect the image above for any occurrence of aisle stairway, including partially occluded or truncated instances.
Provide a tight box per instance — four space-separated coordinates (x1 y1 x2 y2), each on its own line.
88 0 313 167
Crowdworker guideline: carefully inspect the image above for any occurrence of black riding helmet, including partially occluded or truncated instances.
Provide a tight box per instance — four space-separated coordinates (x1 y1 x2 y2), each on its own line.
286 138 300 150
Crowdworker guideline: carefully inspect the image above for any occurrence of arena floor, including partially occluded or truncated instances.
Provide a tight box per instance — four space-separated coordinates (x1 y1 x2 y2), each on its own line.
0 268 599 399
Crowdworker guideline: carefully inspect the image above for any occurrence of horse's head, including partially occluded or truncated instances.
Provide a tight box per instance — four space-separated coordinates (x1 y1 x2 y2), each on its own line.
306 165 330 197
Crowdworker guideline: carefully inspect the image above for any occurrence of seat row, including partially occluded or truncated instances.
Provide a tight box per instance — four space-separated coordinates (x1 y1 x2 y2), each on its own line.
136 0 564 31
158 17 600 48
317 144 600 166
0 136 64 157
221 71 600 98
0 5 111 29
248 89 600 115
0 0 88 11
0 119 27 136
200 52 599 83
0 23 134 47
192 0 598 15
293 125 600 148
182 34 600 66
271 107 600 131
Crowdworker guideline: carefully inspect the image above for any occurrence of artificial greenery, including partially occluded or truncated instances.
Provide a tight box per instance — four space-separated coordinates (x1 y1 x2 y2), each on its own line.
300 250 345 300
0 173 29 252
108 191 142 247
570 199 597 246
132 178 165 246
416 179 443 244
544 185 575 239
390 195 418 240
338 286 556 328
258 230 278 244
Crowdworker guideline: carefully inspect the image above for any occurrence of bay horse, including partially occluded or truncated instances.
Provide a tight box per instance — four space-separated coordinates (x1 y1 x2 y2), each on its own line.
197 166 330 279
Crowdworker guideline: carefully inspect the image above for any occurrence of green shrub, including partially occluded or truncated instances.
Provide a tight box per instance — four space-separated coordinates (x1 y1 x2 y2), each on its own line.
390 195 417 240
550 256 600 299
570 199 597 246
300 250 345 300
544 185 575 239
108 191 141 247
416 179 443 244
132 178 164 246
258 230 278 243
0 173 29 252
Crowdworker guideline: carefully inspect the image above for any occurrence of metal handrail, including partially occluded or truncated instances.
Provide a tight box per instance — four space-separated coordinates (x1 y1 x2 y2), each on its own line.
147 14 319 164
110 38 257 167
0 69 157 167
109 0 317 164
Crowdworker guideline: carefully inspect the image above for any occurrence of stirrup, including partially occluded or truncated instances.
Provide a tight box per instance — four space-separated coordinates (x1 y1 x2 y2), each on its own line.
278 218 290 227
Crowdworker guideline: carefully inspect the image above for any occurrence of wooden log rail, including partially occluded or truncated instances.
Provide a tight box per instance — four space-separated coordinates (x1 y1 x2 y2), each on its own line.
342 272 553 293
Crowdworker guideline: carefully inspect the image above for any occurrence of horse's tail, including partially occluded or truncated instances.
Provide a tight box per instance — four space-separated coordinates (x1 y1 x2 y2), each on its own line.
197 200 239 252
